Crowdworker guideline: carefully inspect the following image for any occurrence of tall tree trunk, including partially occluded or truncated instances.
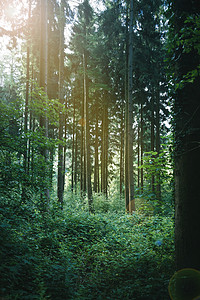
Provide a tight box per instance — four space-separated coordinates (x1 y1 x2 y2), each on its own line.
124 5 129 211
137 122 140 189
127 0 135 212
101 94 108 197
174 0 200 270
22 0 31 201
120 103 124 196
80 91 85 196
94 103 99 193
39 0 49 207
63 100 68 190
24 0 31 175
140 103 144 194
83 49 93 213
57 0 65 206
151 92 155 194
71 96 75 193
28 64 34 176
74 124 78 193
155 86 161 201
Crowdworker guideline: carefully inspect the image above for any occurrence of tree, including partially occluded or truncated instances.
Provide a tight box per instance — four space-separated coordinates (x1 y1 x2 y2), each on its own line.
127 0 135 212
171 0 200 270
82 0 94 212
39 0 49 207
57 0 65 206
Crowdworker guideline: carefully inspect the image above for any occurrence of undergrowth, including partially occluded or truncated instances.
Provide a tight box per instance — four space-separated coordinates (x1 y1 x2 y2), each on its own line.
0 192 175 299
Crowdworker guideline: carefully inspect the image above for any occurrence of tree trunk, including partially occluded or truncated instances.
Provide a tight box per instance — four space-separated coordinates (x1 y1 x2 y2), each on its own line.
39 0 49 207
21 0 31 202
71 96 75 193
83 49 93 213
63 100 68 191
174 0 200 270
24 0 30 175
120 103 124 196
80 90 85 196
137 123 140 190
127 0 135 212
74 124 78 193
101 94 108 197
151 92 155 194
155 86 161 201
140 103 144 193
94 103 99 193
57 0 65 206
124 5 129 211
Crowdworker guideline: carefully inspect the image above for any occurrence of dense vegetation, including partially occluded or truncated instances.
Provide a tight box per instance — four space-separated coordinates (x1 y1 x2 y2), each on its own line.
0 194 174 299
0 0 200 299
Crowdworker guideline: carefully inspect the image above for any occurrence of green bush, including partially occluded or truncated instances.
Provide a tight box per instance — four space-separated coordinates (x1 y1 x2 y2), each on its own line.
0 194 175 299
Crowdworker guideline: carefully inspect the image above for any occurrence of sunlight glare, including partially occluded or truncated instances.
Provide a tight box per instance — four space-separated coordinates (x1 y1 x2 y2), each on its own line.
5 5 21 20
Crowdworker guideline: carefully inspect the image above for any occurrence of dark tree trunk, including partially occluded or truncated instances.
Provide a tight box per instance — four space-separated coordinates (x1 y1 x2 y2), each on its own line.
137 123 140 189
155 86 161 201
71 97 75 193
21 1 31 202
80 91 86 196
57 0 65 206
24 23 30 174
140 103 144 193
101 94 108 197
127 0 135 212
124 4 129 211
151 93 155 193
74 125 78 193
63 99 68 191
174 0 200 270
120 103 125 196
94 103 99 193
83 50 93 213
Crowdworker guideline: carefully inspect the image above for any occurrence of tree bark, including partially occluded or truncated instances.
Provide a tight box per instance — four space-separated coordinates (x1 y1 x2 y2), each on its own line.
127 0 135 212
57 0 65 206
140 103 144 194
174 0 200 270
83 49 93 213
124 5 129 211
21 0 31 202
74 124 78 193
101 94 108 197
155 86 161 201
120 103 125 196
39 0 49 207
94 102 99 193
24 0 31 175
80 90 86 196
151 92 155 194
137 122 140 190
71 96 75 193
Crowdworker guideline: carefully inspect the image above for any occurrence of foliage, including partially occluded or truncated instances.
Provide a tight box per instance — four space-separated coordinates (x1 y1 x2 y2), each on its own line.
0 192 175 300
0 1 177 299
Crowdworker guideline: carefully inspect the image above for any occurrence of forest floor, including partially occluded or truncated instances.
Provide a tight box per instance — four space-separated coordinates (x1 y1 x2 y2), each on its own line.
0 194 175 299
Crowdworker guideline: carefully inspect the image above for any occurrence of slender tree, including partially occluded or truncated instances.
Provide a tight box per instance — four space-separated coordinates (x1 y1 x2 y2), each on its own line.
124 4 129 211
94 101 100 193
127 0 135 212
101 93 109 197
82 0 94 212
57 0 65 206
39 0 49 206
